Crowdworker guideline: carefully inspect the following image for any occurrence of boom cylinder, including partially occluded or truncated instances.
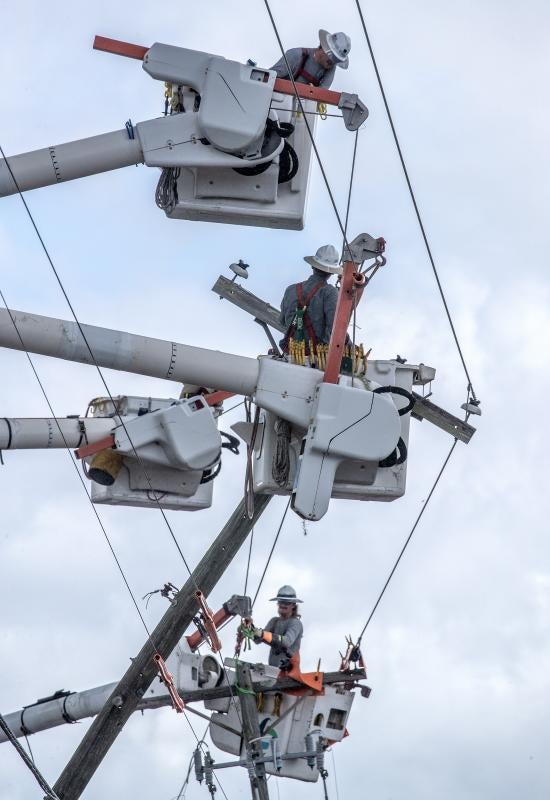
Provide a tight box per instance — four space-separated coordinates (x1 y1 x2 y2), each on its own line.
0 309 259 395
0 129 143 197
0 684 117 743
0 417 114 450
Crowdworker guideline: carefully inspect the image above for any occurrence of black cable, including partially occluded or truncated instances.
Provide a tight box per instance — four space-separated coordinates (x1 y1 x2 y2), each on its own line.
342 129 359 253
356 439 458 644
243 528 254 596
262 1 353 256
0 143 197 581
0 289 153 640
220 400 245 417
252 498 291 607
352 2 478 401
0 713 59 799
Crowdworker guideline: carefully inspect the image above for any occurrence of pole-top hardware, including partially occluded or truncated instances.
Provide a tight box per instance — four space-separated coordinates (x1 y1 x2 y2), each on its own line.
153 653 185 713
343 233 386 265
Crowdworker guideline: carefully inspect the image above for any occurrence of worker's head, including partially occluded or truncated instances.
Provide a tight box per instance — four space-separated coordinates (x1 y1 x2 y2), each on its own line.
304 244 342 276
317 30 351 70
271 585 303 619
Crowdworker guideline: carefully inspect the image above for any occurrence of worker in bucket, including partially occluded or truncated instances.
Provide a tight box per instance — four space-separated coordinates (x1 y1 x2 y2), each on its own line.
270 30 351 89
246 586 304 671
279 244 342 354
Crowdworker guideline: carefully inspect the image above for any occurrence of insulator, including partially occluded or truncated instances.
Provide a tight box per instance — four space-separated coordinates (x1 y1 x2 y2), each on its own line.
245 748 257 781
204 752 215 789
315 738 325 772
271 737 282 772
193 747 204 783
305 733 316 769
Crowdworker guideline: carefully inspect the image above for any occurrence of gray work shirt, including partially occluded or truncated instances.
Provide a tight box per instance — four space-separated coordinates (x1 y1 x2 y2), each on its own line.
270 47 336 89
279 273 338 345
263 615 303 668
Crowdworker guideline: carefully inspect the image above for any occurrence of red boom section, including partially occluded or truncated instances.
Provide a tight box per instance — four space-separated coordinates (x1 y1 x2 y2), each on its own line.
93 35 148 60
93 35 344 107
323 262 366 384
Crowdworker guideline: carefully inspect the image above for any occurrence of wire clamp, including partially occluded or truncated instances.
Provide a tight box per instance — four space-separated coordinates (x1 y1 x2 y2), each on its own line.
153 653 185 713
194 590 222 653
339 635 365 672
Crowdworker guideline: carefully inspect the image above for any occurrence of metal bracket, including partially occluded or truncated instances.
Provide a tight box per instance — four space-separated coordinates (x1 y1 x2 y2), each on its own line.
223 594 252 618
212 274 284 332
343 233 385 265
411 392 476 444
338 92 369 131
254 318 280 354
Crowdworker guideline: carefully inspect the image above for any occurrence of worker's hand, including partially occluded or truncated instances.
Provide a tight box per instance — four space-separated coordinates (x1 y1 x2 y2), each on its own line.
252 626 264 643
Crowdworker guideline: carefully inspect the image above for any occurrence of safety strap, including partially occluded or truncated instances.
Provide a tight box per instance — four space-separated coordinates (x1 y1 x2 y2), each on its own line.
296 281 323 350
282 280 323 353
294 48 321 87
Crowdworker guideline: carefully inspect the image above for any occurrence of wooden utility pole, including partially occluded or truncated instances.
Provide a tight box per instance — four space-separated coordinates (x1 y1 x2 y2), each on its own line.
53 493 272 800
237 662 270 800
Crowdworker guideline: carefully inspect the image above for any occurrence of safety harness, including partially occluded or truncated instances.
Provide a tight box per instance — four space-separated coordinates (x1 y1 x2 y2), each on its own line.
282 280 324 354
294 48 323 87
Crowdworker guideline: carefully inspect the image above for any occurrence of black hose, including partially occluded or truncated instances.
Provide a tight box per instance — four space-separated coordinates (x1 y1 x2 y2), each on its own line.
373 385 415 416
379 437 407 468
200 460 222 484
278 141 299 184
220 431 240 455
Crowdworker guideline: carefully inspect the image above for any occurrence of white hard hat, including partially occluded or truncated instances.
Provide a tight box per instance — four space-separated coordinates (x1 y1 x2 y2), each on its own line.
319 30 351 69
270 585 304 604
304 244 342 275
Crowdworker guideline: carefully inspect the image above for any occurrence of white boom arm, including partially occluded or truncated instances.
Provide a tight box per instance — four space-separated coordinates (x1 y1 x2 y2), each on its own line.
0 417 112 450
0 643 221 743
0 308 439 521
0 308 258 395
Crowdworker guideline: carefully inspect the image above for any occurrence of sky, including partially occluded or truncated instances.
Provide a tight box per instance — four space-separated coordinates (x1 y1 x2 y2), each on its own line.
1 1 550 799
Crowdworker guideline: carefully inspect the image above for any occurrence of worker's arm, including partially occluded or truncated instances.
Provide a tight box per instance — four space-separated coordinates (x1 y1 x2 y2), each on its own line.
275 617 303 650
255 617 303 649
269 47 303 79
279 285 295 329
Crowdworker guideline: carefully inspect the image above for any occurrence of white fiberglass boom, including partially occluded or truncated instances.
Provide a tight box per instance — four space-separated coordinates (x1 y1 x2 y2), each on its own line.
0 306 451 521
0 39 368 229
0 308 258 395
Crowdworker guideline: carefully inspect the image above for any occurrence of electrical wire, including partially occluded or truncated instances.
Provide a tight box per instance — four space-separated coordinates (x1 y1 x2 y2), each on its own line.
342 130 359 255
262 1 353 256
356 439 458 645
252 498 291 607
0 289 153 640
351 2 478 402
0 712 60 799
243 528 254 596
0 142 198 582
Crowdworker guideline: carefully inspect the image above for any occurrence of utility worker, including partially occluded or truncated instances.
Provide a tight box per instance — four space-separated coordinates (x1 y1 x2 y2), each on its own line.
280 244 342 354
270 30 351 89
250 585 304 671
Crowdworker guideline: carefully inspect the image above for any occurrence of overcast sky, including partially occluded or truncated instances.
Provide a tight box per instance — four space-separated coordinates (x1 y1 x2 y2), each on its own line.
1 1 549 799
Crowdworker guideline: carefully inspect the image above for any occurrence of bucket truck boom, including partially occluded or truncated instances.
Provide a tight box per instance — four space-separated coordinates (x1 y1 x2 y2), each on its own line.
0 36 369 230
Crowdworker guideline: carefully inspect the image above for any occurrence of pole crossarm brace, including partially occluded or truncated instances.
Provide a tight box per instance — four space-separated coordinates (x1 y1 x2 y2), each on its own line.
212 275 285 333
138 668 367 710
411 392 475 444
52 493 271 800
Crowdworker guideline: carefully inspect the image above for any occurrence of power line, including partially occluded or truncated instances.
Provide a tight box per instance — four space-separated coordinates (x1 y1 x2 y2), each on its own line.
356 439 458 644
0 712 60 799
0 289 152 640
0 143 199 583
252 498 291 607
352 2 478 402
262 0 354 255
